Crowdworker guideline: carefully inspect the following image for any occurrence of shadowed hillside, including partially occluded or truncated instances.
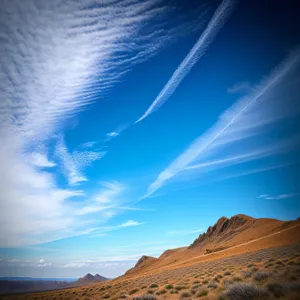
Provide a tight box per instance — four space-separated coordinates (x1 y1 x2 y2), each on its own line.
74 273 108 285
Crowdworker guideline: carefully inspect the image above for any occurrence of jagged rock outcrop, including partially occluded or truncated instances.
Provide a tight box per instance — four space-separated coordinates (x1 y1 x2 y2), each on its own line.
189 214 254 249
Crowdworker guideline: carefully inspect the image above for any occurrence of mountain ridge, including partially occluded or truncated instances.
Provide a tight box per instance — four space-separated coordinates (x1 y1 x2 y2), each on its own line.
125 255 157 275
124 214 300 277
75 273 108 285
189 214 254 249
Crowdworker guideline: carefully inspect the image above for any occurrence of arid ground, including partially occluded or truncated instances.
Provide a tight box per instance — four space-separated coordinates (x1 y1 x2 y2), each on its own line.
1 215 300 300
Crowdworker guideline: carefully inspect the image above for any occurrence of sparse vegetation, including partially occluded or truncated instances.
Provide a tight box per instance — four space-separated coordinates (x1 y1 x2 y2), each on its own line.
242 270 252 278
208 281 218 289
232 276 242 282
155 289 166 295
267 282 286 297
254 271 270 282
133 295 157 300
218 283 269 300
196 289 208 297
129 288 139 295
2 244 300 300
165 284 173 290
180 291 192 298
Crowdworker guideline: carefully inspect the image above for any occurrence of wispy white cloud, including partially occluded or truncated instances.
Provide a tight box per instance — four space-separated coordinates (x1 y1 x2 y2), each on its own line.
212 161 300 183
55 135 106 185
83 220 145 238
105 123 131 141
227 81 251 94
63 261 90 268
116 206 152 212
184 139 297 173
0 138 88 246
106 132 119 138
75 181 125 215
120 220 143 228
258 193 299 200
0 137 130 246
80 141 97 149
61 241 185 270
0 0 188 247
55 136 86 185
75 205 113 216
97 181 125 202
136 0 236 123
37 259 52 268
257 194 269 199
166 229 203 236
28 152 56 168
72 150 106 169
0 257 53 268
63 253 146 268
143 48 300 198
0 0 177 142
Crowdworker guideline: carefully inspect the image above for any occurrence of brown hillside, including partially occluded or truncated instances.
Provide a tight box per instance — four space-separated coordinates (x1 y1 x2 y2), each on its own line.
125 214 300 278
1 215 300 300
125 255 157 275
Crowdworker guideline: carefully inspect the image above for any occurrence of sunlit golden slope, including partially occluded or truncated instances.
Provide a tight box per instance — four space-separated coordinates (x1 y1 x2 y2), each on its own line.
124 214 300 278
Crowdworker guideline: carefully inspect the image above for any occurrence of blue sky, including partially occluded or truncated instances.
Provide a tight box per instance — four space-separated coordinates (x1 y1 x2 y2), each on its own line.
0 0 300 278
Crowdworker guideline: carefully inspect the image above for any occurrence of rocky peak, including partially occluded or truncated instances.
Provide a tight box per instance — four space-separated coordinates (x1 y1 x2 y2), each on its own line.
76 273 108 284
189 214 253 248
94 274 107 281
82 273 94 280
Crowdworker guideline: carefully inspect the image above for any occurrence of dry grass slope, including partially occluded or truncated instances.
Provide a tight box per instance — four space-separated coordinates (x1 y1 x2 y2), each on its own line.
1 244 299 300
1 215 299 300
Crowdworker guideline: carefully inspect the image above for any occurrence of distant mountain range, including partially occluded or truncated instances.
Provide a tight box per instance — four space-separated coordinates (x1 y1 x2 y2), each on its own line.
0 273 108 295
0 279 71 295
74 273 108 285
0 277 76 282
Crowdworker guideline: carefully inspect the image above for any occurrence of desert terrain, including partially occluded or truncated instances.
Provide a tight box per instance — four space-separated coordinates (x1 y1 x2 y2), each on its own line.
1 214 300 300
